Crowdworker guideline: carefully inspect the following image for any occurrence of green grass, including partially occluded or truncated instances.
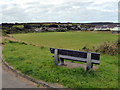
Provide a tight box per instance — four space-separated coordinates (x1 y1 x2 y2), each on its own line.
13 31 118 50
3 42 118 88
3 31 118 88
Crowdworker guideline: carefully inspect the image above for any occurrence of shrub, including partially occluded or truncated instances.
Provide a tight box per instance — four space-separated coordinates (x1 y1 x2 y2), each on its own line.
95 41 118 56
81 41 118 56
81 46 90 52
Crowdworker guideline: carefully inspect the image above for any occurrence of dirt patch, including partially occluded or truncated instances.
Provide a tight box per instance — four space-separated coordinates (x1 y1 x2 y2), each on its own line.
62 61 98 70
2 36 40 47
3 36 20 42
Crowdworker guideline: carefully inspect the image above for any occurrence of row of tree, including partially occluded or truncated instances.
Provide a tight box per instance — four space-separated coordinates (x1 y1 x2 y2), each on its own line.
2 23 94 35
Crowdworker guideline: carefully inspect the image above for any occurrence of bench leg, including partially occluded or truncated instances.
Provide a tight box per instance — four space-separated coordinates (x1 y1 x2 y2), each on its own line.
86 63 93 71
86 65 92 71
54 49 59 65
86 52 92 71
91 64 93 68
59 58 64 65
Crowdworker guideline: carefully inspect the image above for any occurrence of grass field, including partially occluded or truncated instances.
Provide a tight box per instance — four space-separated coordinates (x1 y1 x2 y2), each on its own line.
3 31 118 88
13 31 117 50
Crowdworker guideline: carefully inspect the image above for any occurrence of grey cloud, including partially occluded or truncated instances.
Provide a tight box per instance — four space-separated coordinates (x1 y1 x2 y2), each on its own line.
1 0 118 23
2 4 30 22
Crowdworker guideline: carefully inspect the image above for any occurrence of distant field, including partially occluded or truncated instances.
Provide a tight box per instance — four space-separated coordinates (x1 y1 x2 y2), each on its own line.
12 25 24 28
13 31 118 50
3 31 118 88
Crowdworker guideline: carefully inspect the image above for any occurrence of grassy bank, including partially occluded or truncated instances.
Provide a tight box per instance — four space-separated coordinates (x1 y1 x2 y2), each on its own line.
3 41 118 88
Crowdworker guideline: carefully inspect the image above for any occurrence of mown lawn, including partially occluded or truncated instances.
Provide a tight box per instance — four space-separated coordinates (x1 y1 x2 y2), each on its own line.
13 31 118 50
3 31 118 88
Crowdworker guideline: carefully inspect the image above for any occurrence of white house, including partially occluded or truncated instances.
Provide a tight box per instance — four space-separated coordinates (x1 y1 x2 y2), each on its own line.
94 24 117 31
111 27 118 31
111 27 120 34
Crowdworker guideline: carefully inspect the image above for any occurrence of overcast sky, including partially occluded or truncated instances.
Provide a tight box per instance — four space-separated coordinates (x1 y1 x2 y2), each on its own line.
1 0 119 23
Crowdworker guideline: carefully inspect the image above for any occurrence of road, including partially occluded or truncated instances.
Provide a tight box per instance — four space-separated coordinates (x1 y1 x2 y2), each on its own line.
0 44 40 88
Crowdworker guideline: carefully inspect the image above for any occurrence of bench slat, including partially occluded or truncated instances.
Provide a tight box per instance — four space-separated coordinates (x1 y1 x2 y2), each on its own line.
59 55 100 64
50 48 100 60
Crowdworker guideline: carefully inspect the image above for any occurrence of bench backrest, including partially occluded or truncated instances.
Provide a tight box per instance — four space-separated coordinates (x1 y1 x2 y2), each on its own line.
50 48 100 64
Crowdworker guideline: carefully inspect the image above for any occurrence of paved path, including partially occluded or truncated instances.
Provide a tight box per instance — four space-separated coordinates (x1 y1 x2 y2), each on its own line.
0 44 41 88
2 64 37 88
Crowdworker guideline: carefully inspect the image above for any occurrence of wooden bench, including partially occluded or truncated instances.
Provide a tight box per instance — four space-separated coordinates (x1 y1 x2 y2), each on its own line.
50 48 100 71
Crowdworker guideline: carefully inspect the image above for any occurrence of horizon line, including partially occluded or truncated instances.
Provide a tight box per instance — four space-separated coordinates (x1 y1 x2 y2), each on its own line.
0 21 119 24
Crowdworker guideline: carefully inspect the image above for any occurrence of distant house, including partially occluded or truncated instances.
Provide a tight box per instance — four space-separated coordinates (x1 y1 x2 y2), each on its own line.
111 27 118 31
87 27 94 31
107 24 117 30
47 27 58 31
94 25 109 30
94 24 117 31
47 24 59 31
81 27 87 30
34 28 42 32
111 27 120 34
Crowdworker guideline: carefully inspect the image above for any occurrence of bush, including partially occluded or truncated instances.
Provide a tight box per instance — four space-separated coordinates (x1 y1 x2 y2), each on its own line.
95 41 118 56
81 46 90 52
81 41 118 56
